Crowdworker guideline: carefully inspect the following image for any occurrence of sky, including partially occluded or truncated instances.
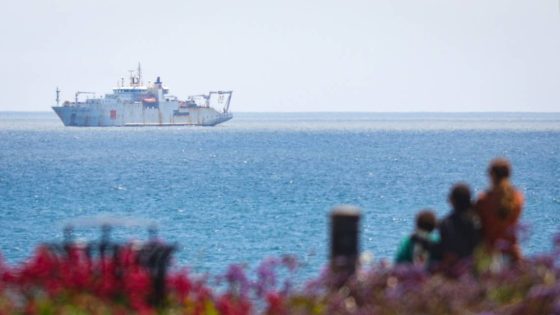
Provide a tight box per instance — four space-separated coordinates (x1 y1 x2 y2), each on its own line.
1 0 559 112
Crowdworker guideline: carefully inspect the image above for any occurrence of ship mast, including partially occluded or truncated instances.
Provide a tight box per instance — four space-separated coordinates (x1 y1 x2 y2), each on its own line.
56 87 60 106
128 63 143 86
137 62 142 85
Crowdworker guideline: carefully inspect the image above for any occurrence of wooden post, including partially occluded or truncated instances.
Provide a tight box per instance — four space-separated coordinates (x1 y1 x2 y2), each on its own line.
330 205 361 285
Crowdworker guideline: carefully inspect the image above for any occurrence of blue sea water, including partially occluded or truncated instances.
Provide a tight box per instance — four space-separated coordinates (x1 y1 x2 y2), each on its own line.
0 112 559 279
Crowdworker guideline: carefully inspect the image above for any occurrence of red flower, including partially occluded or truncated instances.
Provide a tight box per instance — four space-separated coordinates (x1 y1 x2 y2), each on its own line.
265 292 285 315
168 271 192 300
217 293 251 315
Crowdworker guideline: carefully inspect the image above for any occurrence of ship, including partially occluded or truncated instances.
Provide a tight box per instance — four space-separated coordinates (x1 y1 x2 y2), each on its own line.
52 64 233 127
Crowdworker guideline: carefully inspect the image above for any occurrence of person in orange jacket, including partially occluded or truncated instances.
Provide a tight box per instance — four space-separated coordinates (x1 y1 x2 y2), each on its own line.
475 158 524 264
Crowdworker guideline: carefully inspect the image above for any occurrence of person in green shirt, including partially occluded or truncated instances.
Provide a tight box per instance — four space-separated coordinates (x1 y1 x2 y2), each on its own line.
395 210 438 267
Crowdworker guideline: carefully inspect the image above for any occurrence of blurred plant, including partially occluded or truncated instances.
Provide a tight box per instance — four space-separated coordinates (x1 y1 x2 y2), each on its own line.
0 236 560 314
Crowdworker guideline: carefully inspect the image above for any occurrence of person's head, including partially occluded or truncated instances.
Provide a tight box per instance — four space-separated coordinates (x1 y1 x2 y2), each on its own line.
415 210 436 233
449 183 472 212
488 158 511 186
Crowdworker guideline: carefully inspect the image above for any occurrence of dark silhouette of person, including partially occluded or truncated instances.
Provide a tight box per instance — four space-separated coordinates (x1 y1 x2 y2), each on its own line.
437 183 480 272
475 158 524 264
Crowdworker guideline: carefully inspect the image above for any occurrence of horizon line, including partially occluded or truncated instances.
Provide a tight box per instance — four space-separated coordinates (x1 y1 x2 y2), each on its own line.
2 110 560 114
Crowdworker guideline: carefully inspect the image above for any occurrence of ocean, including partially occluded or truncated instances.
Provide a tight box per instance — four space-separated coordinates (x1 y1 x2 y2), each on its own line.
0 112 559 279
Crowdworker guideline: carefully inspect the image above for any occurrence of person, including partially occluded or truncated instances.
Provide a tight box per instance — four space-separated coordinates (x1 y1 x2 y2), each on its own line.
436 183 480 272
395 210 437 267
475 158 524 265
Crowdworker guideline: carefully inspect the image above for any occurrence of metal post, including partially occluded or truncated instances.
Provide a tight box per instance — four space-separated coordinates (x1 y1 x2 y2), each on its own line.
63 225 74 243
330 205 361 285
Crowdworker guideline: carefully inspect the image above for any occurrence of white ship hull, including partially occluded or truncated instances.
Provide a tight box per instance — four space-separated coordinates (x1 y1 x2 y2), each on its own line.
52 65 233 127
52 101 233 127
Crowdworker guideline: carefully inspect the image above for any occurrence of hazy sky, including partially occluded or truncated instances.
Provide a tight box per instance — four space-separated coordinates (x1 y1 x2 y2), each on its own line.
2 0 559 112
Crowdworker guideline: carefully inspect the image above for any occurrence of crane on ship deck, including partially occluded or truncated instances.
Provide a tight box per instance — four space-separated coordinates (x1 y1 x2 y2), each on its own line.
75 91 96 103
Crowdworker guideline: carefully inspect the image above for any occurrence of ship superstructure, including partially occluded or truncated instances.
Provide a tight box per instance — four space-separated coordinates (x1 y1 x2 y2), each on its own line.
52 65 233 127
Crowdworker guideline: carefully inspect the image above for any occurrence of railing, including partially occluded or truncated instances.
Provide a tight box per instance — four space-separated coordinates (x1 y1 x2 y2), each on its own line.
44 218 177 306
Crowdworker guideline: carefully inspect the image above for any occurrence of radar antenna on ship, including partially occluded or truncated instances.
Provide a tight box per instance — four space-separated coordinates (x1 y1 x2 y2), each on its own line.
128 63 143 86
128 70 135 85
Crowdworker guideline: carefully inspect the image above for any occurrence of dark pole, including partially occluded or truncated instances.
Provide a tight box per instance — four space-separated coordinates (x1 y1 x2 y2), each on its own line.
330 205 361 285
